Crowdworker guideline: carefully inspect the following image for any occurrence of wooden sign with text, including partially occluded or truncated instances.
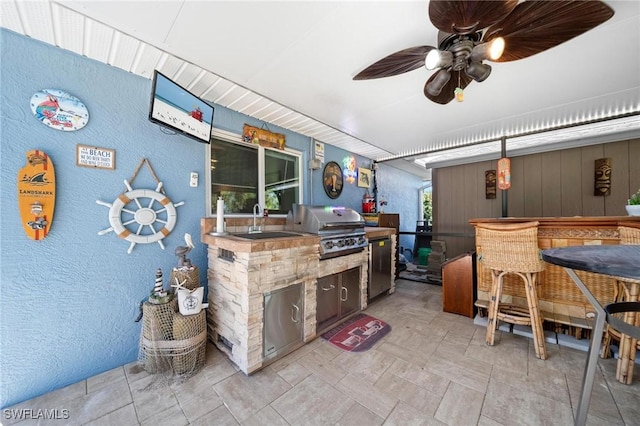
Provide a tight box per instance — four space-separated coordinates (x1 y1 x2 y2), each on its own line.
242 124 286 150
76 144 115 170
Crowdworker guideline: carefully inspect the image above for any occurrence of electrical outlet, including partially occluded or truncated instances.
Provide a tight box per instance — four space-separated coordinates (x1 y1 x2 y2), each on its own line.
189 172 198 187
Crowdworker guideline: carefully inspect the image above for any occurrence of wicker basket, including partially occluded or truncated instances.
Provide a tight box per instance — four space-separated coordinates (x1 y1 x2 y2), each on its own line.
169 266 200 291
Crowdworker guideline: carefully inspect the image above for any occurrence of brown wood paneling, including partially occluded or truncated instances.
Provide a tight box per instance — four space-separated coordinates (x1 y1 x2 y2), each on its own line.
450 166 465 232
507 156 525 217
540 151 562 217
477 161 495 218
523 153 543 217
432 167 440 230
447 165 465 256
604 141 631 216
438 167 457 234
463 163 478 233
489 160 504 217
560 147 582 216
630 139 640 195
432 139 640 259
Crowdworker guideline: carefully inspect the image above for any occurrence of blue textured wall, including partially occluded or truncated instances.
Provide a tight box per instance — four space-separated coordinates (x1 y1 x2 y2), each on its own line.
0 29 211 408
374 164 424 256
0 29 422 408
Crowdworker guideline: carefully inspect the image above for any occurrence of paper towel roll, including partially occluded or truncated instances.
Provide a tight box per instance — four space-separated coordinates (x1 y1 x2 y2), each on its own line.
216 197 224 233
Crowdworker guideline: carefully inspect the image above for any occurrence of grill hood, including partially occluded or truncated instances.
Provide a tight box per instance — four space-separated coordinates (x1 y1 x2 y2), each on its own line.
285 204 365 235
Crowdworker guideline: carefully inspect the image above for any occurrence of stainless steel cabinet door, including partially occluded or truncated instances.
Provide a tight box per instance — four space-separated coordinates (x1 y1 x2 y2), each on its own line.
264 283 303 359
316 274 340 332
340 267 361 318
369 238 392 299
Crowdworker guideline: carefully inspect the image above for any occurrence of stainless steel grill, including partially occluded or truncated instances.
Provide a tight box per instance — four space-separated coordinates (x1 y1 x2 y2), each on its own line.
285 204 367 259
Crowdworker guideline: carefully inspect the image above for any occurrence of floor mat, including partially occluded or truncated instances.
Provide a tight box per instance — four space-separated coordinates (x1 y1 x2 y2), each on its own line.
321 313 391 352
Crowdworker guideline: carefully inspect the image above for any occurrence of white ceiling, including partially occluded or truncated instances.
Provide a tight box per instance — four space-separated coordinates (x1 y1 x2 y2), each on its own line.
2 0 640 179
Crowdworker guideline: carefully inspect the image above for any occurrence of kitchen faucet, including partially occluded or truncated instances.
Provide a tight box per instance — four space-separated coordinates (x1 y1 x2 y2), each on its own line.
250 203 263 233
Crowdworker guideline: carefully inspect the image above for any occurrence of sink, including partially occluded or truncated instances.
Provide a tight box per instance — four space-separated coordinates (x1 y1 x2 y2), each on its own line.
232 231 303 240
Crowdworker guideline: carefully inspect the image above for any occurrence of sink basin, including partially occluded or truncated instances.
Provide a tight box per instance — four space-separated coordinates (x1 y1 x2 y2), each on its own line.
233 231 303 240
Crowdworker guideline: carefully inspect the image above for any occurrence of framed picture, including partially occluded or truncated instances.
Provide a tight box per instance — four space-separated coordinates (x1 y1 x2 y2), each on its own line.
357 168 371 188
323 161 343 199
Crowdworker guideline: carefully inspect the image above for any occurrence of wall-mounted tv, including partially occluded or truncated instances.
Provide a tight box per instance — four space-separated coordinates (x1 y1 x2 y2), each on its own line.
149 70 214 144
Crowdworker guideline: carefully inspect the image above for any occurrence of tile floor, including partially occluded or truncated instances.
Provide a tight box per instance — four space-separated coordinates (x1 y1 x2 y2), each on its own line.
5 279 640 425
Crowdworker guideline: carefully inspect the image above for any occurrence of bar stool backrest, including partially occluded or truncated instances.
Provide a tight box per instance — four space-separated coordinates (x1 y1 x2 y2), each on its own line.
619 224 640 245
617 224 640 285
476 221 544 273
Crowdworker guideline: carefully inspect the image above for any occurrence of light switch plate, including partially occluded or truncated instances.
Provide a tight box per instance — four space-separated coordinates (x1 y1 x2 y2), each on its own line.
190 172 198 187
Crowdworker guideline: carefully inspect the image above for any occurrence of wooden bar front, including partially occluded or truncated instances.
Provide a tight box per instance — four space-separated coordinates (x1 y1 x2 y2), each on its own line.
469 216 640 329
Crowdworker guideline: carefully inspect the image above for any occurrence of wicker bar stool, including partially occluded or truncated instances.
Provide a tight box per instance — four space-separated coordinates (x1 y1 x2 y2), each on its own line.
600 224 640 384
476 221 547 360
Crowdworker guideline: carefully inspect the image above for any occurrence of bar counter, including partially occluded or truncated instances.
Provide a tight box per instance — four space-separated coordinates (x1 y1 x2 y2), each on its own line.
469 216 640 330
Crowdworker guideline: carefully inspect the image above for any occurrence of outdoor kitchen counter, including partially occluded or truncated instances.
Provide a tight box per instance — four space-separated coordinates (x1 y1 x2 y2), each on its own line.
200 219 396 252
201 217 318 252
201 231 319 252
199 218 397 375
365 226 396 239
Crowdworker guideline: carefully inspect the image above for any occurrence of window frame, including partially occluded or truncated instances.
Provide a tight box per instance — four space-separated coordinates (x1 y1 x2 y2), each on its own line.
207 127 303 217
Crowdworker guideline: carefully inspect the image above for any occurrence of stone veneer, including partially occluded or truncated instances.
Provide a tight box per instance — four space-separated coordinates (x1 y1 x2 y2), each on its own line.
201 218 396 374
205 239 319 373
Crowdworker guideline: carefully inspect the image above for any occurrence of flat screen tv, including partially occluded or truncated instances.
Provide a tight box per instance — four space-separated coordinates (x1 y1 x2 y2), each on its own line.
149 70 214 144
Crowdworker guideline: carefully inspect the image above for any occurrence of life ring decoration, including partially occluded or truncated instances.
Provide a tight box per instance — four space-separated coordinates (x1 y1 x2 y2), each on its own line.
96 180 184 254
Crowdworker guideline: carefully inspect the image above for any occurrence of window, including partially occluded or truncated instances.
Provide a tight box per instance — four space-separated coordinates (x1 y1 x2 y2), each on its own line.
265 149 300 215
210 136 301 215
210 139 258 214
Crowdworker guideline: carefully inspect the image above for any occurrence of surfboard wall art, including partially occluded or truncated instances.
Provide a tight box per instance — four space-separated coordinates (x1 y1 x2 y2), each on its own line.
30 89 89 131
18 150 56 240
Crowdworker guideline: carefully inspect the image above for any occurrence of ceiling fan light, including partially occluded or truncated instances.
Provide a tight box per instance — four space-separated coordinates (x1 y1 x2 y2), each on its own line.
469 37 505 62
425 49 453 70
465 62 492 82
426 69 451 96
489 37 505 60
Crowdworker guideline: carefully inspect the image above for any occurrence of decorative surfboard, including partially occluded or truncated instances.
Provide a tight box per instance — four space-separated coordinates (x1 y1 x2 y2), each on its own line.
18 150 56 240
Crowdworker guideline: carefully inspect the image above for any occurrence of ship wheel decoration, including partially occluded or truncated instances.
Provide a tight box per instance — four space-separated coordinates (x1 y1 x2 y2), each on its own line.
96 159 184 254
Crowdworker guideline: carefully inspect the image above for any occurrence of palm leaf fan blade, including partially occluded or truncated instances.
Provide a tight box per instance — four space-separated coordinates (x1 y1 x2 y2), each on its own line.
353 46 434 80
429 0 518 35
484 0 615 62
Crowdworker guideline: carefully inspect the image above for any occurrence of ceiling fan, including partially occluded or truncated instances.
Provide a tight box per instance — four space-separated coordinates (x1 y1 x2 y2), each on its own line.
353 0 615 104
